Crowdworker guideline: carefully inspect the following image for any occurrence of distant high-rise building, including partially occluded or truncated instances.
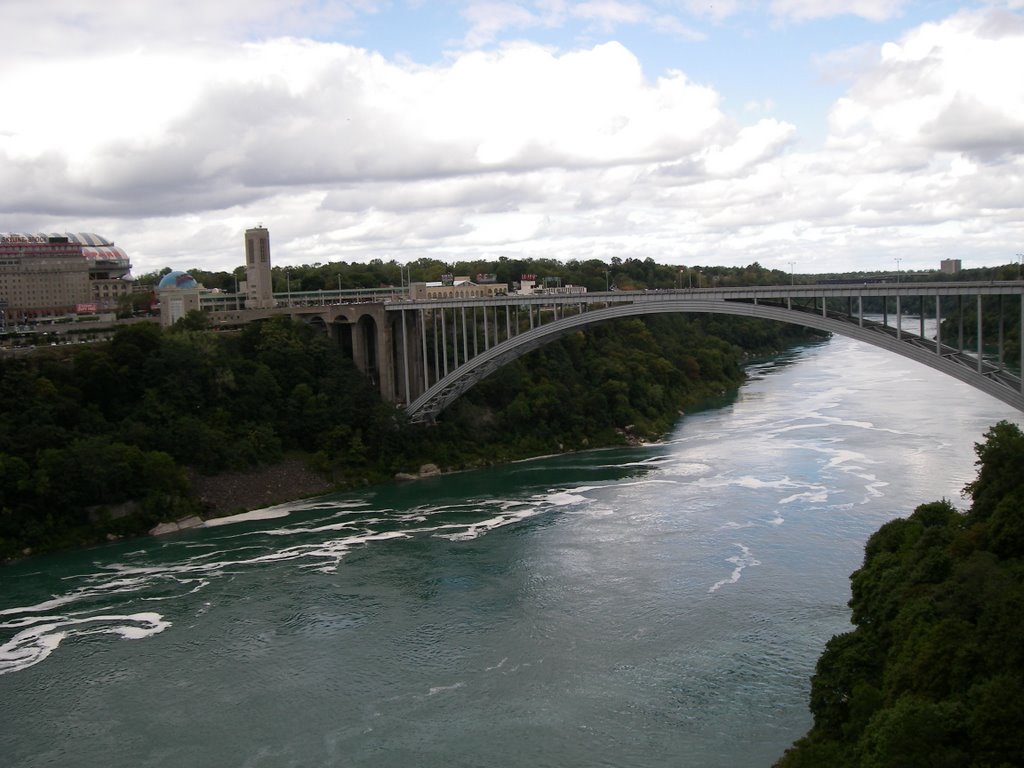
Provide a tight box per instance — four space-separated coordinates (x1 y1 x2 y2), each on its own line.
940 259 962 275
244 226 274 308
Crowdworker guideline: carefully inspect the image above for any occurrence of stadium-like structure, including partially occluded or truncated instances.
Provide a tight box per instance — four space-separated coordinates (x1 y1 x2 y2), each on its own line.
0 232 135 317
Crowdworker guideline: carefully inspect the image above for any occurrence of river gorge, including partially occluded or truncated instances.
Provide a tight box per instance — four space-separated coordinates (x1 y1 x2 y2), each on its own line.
1 334 1019 767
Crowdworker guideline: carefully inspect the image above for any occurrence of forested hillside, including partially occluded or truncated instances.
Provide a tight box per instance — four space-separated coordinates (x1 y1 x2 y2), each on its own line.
0 312 819 560
776 421 1024 768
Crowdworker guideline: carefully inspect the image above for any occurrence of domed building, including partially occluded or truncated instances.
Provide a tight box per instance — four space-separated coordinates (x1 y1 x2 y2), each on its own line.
157 271 200 291
157 270 204 326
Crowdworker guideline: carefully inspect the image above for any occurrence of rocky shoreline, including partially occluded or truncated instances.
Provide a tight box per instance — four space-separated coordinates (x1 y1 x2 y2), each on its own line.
187 459 336 518
149 460 447 536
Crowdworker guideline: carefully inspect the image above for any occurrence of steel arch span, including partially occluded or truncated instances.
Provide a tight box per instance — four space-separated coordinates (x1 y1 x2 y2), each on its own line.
405 299 1024 422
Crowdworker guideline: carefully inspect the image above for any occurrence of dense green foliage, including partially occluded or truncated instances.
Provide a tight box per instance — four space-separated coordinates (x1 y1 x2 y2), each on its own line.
0 318 398 558
441 313 813 463
777 421 1024 768
137 257 796 296
0 310 817 560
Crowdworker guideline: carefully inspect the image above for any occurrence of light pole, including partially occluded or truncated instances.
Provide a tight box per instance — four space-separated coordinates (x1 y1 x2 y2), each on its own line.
605 270 609 292
894 257 902 284
1017 253 1022 280
788 261 795 286
286 267 292 305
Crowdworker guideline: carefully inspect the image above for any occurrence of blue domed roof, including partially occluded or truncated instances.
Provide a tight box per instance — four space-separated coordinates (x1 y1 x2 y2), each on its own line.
158 271 198 290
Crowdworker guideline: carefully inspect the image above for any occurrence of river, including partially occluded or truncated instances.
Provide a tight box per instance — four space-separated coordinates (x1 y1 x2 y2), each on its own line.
1 335 1020 767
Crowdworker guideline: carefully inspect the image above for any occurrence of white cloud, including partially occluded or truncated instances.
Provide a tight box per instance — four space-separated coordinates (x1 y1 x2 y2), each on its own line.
0 0 379 60
572 0 651 28
825 9 1024 159
770 0 908 23
703 119 795 175
1 3 1023 277
674 0 745 23
460 2 550 48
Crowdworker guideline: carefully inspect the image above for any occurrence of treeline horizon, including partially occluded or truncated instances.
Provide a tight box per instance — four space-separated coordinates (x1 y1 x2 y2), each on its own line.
134 255 1024 297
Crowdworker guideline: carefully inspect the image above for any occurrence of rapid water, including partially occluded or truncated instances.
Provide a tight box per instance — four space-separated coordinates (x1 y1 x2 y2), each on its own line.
1 336 1019 767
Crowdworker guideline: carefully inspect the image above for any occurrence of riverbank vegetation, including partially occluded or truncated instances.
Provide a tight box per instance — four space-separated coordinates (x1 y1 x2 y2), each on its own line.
776 420 1024 767
0 306 819 560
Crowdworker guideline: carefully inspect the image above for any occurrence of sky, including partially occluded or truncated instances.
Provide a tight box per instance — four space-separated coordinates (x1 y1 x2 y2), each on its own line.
1 1 1023 277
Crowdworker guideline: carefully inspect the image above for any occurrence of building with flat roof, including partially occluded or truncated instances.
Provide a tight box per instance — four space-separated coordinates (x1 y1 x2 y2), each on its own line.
0 232 135 318
243 226 274 309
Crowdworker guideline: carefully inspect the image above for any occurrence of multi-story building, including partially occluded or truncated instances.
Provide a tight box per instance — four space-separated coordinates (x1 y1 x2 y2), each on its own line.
0 232 134 318
409 277 509 300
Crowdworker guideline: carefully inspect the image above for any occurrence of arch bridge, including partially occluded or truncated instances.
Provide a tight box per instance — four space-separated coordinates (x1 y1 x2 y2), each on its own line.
210 282 1024 421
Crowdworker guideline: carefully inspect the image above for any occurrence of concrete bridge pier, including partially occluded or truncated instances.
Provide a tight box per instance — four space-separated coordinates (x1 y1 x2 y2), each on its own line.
325 304 424 406
388 309 425 406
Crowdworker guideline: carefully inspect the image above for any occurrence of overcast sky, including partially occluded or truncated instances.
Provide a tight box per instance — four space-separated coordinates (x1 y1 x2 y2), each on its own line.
2 1 1022 276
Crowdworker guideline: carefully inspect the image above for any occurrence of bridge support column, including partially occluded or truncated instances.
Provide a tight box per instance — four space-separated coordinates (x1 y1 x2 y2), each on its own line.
377 315 397 401
390 309 424 406
977 295 983 373
421 309 431 391
959 296 964 352
351 318 367 375
998 297 1004 367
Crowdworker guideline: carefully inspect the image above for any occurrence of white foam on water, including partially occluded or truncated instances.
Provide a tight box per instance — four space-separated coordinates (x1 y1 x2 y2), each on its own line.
664 461 712 477
694 474 807 495
544 491 590 506
436 508 542 541
0 594 81 617
0 612 169 676
708 544 761 593
428 681 465 696
141 578 210 601
202 508 293 527
1 488 604 674
779 489 830 505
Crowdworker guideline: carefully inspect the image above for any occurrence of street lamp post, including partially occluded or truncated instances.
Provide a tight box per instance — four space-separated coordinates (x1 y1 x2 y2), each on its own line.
788 261 795 286
286 267 292 305
1017 253 1023 280
895 258 902 284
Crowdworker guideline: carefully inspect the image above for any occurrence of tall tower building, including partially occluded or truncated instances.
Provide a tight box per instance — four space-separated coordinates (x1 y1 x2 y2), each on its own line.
244 226 274 308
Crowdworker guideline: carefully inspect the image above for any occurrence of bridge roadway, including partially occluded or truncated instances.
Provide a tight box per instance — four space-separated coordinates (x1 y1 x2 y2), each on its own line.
209 281 1024 420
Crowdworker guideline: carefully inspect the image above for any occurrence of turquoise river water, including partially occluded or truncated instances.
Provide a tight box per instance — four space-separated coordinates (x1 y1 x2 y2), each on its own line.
1 335 1020 767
